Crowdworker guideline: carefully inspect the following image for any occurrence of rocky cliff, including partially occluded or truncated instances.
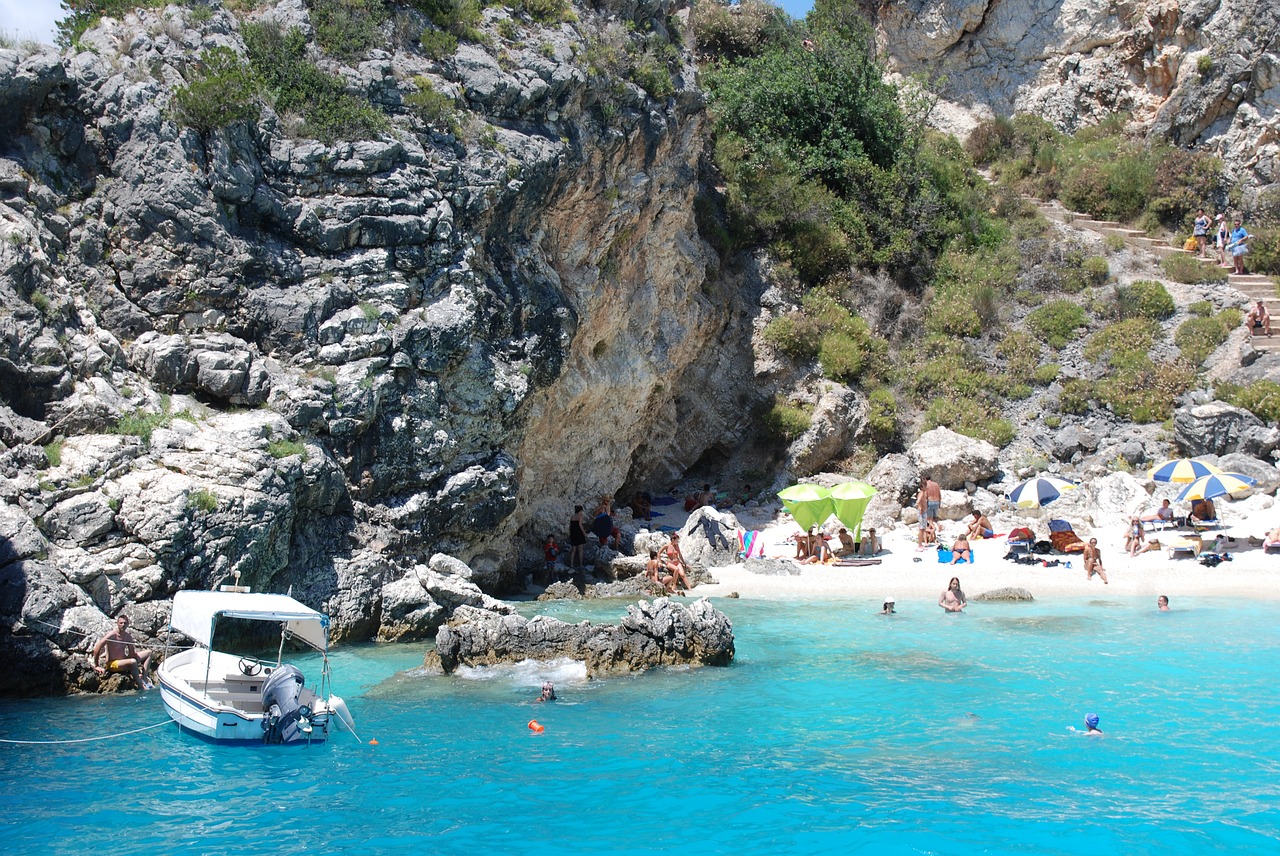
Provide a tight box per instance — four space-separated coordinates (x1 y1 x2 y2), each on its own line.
867 0 1280 202
0 0 769 693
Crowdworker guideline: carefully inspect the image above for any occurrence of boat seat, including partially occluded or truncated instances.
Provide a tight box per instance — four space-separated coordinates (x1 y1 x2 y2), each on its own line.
205 690 265 712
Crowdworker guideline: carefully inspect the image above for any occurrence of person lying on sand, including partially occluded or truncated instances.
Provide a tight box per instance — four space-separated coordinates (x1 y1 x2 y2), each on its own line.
950 536 971 564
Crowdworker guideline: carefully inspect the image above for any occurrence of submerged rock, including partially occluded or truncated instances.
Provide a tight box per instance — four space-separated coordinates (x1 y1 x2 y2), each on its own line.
424 597 735 676
972 587 1035 602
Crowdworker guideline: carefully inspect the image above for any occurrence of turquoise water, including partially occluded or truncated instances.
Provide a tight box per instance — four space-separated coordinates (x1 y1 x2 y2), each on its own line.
3 597 1279 854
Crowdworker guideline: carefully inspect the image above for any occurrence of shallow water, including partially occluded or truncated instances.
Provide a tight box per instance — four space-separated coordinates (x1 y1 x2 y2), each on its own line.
2 597 1278 854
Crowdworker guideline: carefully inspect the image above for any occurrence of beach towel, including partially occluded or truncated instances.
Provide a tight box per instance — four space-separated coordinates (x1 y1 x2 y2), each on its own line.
737 529 765 560
833 559 882 566
936 549 972 564
1265 540 1280 554
658 524 680 533
1049 530 1086 553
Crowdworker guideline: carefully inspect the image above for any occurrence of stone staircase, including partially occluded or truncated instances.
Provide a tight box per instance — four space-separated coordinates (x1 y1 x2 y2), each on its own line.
1025 196 1280 353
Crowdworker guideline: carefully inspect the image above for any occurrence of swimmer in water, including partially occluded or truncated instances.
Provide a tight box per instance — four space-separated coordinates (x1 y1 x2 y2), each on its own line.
1083 712 1102 735
536 681 556 702
1157 595 1170 611
878 597 896 615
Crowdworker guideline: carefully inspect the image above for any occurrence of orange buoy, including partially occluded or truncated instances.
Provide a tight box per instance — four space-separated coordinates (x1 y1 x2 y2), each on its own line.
528 719 545 733
369 739 379 745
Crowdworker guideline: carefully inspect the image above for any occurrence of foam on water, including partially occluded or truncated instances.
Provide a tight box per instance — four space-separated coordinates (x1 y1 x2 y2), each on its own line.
2 596 1279 854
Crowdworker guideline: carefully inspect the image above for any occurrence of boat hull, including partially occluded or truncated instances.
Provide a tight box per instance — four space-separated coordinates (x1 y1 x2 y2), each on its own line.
158 648 335 744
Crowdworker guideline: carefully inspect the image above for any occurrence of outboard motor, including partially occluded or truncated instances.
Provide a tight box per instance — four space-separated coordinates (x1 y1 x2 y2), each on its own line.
260 665 313 744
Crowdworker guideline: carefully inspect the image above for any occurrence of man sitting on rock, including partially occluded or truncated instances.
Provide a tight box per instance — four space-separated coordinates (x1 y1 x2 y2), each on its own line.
966 511 994 540
92 615 153 690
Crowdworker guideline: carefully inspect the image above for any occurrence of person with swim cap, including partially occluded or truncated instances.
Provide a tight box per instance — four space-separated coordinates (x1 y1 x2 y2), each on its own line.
1084 713 1102 735
878 596 895 615
536 681 556 702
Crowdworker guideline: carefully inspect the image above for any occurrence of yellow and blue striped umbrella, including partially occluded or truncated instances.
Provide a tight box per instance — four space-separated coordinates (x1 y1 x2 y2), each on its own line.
1175 473 1257 501
1148 458 1224 484
1007 475 1077 508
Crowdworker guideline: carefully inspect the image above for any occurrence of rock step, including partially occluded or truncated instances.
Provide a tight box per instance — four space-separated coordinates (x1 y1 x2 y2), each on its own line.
1248 337 1280 353
1075 219 1123 229
1150 245 1194 258
1228 274 1274 286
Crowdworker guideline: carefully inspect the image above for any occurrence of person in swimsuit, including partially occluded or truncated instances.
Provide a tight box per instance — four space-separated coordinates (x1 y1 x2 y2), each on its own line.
662 534 691 592
878 596 896 615
645 549 671 592
1157 595 1170 611
950 536 971 565
1140 499 1173 523
568 505 587 570
92 614 153 690
939 577 966 612
965 511 993 540
859 528 880 557
1083 538 1109 584
1246 300 1272 337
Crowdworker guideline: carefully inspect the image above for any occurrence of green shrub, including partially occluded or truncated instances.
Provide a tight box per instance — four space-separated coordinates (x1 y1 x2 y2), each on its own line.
1032 363 1060 385
411 0 484 41
925 289 983 338
56 0 163 48
1082 255 1110 285
923 399 1015 447
1058 378 1093 415
1103 233 1126 253
1119 283 1176 323
1161 252 1227 284
172 47 260 133
43 440 62 469
419 27 458 59
516 0 573 24
764 399 812 442
1084 318 1159 364
30 291 51 315
311 0 388 60
1175 312 1238 365
1248 227 1280 275
763 313 820 360
1094 359 1194 422
1187 300 1213 317
866 387 898 443
187 488 219 514
404 76 459 133
1197 54 1213 76
965 116 1016 166
994 331 1040 382
1027 300 1088 348
1044 415 1061 429
1215 380 1280 422
692 0 787 60
267 439 308 459
804 292 888 382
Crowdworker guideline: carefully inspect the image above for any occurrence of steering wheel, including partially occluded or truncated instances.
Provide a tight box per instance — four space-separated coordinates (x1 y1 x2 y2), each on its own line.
238 658 263 677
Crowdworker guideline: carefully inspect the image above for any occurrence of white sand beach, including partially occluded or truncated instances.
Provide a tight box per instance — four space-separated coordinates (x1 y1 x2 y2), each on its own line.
648 501 1280 603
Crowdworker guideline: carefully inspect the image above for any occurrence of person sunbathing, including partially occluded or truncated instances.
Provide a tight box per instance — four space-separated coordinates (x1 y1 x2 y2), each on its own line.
801 528 832 564
1140 499 1173 524
965 511 994 540
1190 498 1217 523
859 528 880 557
950 536 971 564
1083 538 1109 584
835 527 856 556
1125 517 1155 557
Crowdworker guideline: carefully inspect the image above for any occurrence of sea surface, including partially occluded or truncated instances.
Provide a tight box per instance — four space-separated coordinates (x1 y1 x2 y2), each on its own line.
2 596 1278 855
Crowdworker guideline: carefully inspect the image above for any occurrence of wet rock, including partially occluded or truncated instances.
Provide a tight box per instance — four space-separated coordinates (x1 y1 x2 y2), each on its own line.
973 587 1034 602
425 597 735 676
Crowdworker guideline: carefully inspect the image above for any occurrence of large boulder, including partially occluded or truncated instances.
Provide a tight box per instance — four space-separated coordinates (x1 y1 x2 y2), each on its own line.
973 587 1034 602
907 427 999 490
866 452 919 506
1175 402 1280 458
377 560 513 642
786 386 867 476
42 492 116 544
1215 453 1280 495
679 506 742 568
424 597 735 676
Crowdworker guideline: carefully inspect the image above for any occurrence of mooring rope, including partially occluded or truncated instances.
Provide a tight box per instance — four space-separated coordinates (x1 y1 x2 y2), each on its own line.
0 720 173 745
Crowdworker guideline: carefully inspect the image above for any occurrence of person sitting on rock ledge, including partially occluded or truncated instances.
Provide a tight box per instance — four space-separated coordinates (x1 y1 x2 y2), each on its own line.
92 615 153 690
661 534 691 593
645 549 670 592
629 491 653 522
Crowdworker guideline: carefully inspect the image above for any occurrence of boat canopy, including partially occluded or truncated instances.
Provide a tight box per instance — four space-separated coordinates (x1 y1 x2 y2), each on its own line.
170 591 329 652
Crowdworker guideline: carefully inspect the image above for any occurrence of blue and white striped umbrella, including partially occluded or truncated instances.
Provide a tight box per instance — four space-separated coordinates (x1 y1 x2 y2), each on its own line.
1007 475 1077 508
1175 473 1258 502
1148 458 1224 484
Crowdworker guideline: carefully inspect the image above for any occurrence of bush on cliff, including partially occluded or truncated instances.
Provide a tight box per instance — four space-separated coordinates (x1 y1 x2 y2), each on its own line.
1215 380 1280 423
172 47 261 133
310 0 388 60
55 0 162 49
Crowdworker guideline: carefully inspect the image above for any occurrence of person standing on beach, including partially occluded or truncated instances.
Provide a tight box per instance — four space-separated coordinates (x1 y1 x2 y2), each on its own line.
1157 595 1170 611
92 614 153 690
939 577 966 612
1083 538 1109 584
916 475 941 550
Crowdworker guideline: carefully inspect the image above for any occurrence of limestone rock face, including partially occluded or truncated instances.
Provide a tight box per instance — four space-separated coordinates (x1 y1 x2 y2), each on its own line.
1175 402 1279 457
869 0 1280 197
0 1 766 692
786 386 868 476
425 597 735 676
907 427 1000 490
377 560 514 642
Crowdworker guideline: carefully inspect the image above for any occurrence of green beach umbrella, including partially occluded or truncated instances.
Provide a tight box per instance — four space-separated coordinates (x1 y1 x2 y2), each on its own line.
829 481 878 540
777 484 834 531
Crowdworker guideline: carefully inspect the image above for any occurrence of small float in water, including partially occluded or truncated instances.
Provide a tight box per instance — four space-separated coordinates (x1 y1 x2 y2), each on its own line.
158 589 354 744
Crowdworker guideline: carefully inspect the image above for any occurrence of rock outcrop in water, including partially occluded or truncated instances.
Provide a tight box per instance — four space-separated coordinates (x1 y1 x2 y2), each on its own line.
425 596 735 676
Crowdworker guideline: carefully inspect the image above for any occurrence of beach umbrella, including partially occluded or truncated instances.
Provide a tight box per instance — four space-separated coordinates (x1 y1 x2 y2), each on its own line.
829 481 878 540
1175 473 1257 502
1147 458 1224 484
777 484 834 531
1007 475 1077 508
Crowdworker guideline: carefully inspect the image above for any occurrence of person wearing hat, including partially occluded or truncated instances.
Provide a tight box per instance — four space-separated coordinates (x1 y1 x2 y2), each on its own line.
878 597 896 615
1214 212 1229 265
1083 713 1102 735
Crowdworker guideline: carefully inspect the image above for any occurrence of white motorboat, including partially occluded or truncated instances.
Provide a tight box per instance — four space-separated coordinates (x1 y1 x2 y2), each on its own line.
158 590 355 744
